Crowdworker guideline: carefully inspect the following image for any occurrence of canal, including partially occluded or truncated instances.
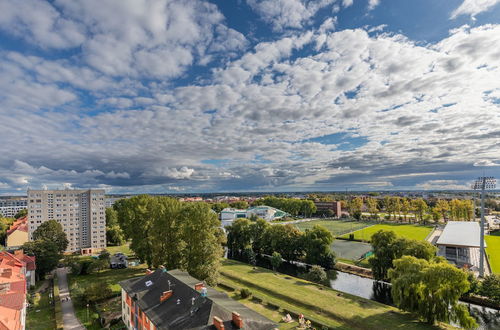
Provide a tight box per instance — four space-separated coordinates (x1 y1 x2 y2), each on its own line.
330 271 500 329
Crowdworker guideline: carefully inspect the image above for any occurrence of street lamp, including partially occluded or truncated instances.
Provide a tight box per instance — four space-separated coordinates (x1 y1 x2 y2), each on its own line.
472 176 496 277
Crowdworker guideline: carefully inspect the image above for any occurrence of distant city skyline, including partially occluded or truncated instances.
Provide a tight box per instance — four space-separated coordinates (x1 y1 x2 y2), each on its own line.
0 0 499 195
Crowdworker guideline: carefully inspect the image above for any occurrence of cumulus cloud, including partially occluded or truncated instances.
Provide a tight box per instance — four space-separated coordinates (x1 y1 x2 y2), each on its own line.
246 0 338 31
367 0 380 11
0 2 500 193
451 0 500 19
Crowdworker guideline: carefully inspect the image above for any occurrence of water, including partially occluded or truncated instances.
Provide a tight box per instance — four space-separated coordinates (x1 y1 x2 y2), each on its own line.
329 271 500 329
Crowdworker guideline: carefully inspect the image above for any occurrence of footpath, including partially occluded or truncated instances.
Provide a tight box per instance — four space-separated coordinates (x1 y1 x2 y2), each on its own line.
56 267 85 330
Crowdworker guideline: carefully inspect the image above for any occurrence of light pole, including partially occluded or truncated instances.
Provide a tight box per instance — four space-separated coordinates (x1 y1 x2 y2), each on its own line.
472 176 496 277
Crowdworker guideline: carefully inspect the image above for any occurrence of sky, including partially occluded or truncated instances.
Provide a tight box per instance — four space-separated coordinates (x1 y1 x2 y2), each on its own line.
0 0 500 195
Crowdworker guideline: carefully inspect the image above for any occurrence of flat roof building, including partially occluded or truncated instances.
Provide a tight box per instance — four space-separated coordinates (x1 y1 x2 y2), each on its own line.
436 221 488 274
27 189 106 254
0 198 27 218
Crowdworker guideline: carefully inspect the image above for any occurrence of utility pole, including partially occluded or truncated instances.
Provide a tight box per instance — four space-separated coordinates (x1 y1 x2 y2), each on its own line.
472 176 496 277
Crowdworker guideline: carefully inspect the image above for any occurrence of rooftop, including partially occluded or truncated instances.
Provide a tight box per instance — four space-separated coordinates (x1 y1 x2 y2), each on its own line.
119 269 276 330
436 221 484 248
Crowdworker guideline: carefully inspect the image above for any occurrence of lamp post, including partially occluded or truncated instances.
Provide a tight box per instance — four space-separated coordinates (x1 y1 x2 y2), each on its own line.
472 176 496 277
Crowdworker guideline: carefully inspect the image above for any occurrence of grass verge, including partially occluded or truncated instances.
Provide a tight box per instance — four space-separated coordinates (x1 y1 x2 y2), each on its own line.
219 259 451 329
26 280 57 330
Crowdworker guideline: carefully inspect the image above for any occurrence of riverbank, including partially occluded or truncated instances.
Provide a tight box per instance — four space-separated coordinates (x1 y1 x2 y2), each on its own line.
219 259 452 329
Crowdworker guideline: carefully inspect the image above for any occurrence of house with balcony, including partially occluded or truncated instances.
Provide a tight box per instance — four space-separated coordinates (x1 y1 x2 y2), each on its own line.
436 221 486 273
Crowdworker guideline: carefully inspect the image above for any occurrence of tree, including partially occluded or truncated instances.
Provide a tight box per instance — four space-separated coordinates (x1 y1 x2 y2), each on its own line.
401 198 411 223
0 217 15 245
348 197 363 220
412 198 428 223
304 265 328 284
479 274 500 304
434 199 449 222
32 220 68 253
210 202 230 213
249 218 270 254
14 209 27 219
80 282 113 304
229 201 249 209
369 230 437 281
22 240 60 279
302 225 335 269
263 224 304 261
181 202 224 285
105 208 125 245
389 256 476 328
226 218 253 253
366 197 379 219
270 252 282 272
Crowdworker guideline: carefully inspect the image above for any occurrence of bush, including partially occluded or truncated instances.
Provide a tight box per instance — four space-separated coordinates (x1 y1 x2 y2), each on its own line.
348 233 354 241
304 265 328 284
239 288 252 299
81 282 113 304
479 274 500 303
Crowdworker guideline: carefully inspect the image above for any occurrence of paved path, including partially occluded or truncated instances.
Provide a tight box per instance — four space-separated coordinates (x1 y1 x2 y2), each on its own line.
56 268 85 330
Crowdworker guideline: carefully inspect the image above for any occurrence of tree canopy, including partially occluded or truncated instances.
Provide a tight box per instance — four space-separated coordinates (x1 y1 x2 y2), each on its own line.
369 229 437 281
32 220 68 253
114 195 223 284
389 256 476 328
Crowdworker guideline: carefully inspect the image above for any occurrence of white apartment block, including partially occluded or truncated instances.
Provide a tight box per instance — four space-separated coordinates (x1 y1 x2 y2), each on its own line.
0 198 27 218
27 189 106 253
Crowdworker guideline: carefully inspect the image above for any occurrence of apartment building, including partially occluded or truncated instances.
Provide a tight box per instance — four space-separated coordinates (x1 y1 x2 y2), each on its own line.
27 189 106 253
0 198 27 218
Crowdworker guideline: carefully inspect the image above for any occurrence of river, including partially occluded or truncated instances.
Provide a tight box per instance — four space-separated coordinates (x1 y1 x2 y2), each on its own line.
329 271 500 329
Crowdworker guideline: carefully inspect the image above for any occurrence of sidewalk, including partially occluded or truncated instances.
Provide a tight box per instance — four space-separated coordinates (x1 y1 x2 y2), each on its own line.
56 267 85 330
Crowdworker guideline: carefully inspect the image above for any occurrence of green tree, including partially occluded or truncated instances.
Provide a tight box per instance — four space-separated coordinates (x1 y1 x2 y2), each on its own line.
263 224 304 261
304 265 328 284
366 197 379 219
302 225 335 269
80 282 113 304
0 217 15 245
412 198 428 223
181 202 224 285
369 230 437 281
226 218 253 252
249 218 270 254
229 201 249 209
348 197 363 220
210 202 230 213
270 251 282 272
434 199 449 222
479 274 500 304
105 208 125 245
22 240 60 279
32 220 68 253
401 198 411 223
14 209 27 219
389 256 476 328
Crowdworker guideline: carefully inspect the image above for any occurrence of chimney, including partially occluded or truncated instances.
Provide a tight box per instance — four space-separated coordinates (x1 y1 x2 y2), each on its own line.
194 282 204 291
14 249 24 256
213 316 225 330
232 312 243 329
160 290 173 303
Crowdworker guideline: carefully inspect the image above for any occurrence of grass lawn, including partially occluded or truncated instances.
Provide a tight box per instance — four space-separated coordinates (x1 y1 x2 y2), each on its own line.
104 243 133 256
219 259 450 330
26 281 56 330
339 224 433 242
68 264 147 328
485 234 500 274
294 220 371 237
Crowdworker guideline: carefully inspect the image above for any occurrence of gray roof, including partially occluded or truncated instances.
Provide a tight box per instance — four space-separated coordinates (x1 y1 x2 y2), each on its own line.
436 221 486 248
119 269 276 330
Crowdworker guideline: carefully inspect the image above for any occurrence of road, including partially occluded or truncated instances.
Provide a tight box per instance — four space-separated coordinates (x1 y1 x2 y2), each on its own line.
56 267 85 330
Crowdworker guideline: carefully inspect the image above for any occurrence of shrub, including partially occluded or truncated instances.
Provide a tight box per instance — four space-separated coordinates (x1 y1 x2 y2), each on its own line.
305 265 328 284
239 288 252 299
348 233 354 241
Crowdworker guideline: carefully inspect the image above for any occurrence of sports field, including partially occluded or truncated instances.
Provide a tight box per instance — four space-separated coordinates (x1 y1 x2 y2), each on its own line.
340 223 434 242
486 233 500 274
294 220 371 236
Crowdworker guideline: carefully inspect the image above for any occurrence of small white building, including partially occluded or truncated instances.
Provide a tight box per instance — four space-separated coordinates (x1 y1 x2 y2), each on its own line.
436 221 487 273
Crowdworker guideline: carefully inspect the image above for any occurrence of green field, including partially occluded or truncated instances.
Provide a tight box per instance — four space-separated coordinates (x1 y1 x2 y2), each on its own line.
340 224 433 242
219 259 450 329
26 281 56 330
104 243 133 256
294 220 371 236
486 234 500 274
